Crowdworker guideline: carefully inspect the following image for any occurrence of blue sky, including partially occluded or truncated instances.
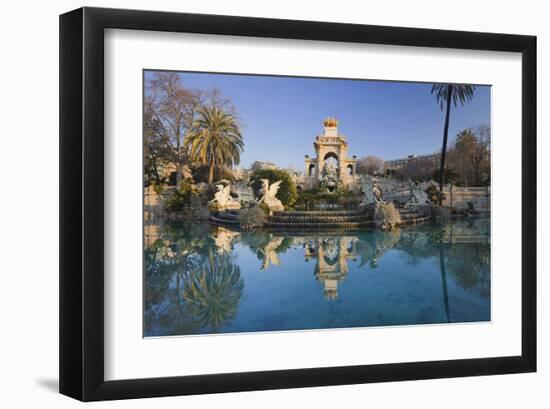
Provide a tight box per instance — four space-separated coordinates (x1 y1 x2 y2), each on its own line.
145 70 491 170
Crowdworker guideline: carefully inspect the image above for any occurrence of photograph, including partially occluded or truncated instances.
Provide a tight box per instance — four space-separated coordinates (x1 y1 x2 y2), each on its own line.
0 0 542 405
143 70 492 337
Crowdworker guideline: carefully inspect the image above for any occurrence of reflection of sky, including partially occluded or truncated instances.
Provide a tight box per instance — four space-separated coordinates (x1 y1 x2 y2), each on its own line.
144 70 491 169
229 242 489 333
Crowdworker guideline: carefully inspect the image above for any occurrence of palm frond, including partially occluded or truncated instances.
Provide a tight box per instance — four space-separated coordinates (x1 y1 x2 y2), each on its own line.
183 105 244 175
431 84 476 110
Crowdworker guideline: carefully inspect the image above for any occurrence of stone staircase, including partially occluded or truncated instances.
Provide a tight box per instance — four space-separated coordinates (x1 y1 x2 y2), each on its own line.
210 207 432 230
267 210 374 229
397 207 431 225
209 210 240 225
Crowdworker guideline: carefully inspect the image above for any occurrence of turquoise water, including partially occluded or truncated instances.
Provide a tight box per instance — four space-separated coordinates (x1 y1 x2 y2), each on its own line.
144 219 490 336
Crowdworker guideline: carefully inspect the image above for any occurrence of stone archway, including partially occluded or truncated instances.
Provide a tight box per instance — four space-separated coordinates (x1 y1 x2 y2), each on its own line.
323 151 339 163
322 152 339 192
323 152 339 177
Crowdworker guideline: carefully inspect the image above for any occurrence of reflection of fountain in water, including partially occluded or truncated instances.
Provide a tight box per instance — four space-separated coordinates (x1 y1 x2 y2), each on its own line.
211 227 240 254
144 219 491 335
259 236 285 270
304 236 358 300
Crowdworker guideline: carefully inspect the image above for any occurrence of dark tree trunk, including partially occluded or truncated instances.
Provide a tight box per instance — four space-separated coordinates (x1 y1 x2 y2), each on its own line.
175 162 183 187
208 163 215 184
151 156 162 185
438 85 453 204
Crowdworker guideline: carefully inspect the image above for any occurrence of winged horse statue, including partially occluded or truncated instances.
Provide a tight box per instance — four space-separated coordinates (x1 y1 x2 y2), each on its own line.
210 184 241 211
257 179 284 213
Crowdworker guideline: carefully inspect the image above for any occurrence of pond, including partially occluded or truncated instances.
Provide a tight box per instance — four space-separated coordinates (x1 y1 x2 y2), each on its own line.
144 219 490 336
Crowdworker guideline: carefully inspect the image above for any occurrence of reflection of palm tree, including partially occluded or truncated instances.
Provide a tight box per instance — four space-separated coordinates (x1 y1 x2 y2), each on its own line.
144 222 247 335
439 245 450 323
182 253 244 328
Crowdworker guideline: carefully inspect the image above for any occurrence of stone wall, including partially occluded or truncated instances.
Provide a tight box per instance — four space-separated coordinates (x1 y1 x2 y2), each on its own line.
442 186 490 211
379 184 490 212
144 186 173 221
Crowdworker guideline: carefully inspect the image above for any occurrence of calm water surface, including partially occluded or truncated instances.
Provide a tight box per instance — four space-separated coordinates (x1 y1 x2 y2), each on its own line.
144 220 490 336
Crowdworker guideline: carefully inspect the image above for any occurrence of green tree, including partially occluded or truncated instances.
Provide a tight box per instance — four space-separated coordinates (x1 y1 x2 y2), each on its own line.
431 84 475 201
449 129 477 186
444 126 491 187
164 180 197 213
471 125 491 186
249 168 297 207
185 106 244 184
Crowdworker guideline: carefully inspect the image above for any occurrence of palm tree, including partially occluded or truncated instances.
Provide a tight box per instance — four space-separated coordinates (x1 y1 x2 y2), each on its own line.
184 106 244 184
431 84 475 201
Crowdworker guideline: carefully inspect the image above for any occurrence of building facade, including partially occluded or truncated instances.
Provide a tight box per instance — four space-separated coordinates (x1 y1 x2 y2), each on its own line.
384 153 441 171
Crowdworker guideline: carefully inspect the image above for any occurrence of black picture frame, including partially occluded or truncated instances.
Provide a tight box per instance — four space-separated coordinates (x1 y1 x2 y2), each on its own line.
60 6 537 401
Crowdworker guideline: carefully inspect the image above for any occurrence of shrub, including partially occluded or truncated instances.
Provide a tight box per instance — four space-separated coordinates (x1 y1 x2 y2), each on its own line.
385 168 397 178
164 181 196 213
295 190 334 208
295 188 361 209
374 202 401 231
426 184 445 204
294 191 317 209
336 195 361 207
249 169 297 206
148 181 164 195
239 206 267 230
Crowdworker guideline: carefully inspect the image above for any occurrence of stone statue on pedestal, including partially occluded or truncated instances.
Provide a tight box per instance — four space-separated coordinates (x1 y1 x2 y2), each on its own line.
373 182 383 204
360 180 375 206
209 184 241 211
405 184 431 208
360 179 384 207
320 161 339 192
257 179 284 214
